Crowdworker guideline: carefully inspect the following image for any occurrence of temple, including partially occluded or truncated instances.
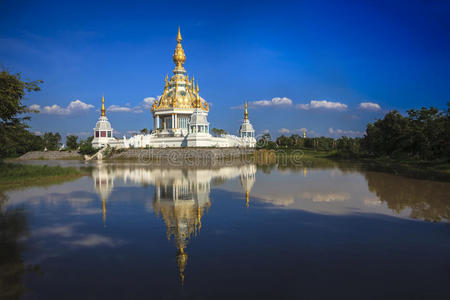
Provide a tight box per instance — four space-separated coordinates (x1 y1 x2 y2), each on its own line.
92 28 256 149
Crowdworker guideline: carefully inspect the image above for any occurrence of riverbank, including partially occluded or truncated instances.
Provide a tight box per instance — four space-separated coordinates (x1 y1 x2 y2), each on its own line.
17 150 83 160
267 149 450 181
348 157 450 182
0 162 86 188
12 148 449 181
103 148 255 166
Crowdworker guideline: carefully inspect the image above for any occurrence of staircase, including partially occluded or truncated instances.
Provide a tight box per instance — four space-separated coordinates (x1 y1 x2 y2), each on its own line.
84 147 107 161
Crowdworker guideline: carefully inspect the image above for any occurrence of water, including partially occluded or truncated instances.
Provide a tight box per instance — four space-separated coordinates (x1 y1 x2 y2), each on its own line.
1 161 449 299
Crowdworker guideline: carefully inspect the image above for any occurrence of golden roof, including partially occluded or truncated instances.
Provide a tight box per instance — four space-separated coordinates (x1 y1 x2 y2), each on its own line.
151 28 209 112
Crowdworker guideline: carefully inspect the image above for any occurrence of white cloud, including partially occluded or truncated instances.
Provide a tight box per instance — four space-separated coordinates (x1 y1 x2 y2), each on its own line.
252 97 292 107
329 127 363 137
107 96 160 113
292 128 307 133
38 100 94 115
359 102 381 111
296 100 348 111
278 128 290 134
231 97 293 109
142 97 157 109
107 105 132 112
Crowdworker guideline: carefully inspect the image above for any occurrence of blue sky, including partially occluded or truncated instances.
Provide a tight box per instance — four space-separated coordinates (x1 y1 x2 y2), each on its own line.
1 0 449 140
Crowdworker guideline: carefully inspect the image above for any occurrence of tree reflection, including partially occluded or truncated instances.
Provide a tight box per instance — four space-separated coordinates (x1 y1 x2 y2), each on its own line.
0 191 33 299
364 172 450 222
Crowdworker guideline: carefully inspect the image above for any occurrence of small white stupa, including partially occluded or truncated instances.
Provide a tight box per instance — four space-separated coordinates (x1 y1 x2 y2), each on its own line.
92 95 119 149
239 101 256 147
186 96 211 147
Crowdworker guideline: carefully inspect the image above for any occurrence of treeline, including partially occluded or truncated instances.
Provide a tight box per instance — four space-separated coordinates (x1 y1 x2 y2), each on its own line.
0 70 97 159
258 105 449 161
0 128 96 158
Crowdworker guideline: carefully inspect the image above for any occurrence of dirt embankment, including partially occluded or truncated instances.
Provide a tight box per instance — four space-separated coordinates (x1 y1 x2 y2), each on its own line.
17 151 83 160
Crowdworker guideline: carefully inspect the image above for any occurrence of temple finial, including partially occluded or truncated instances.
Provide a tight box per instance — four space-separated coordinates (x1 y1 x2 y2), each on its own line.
244 100 248 120
173 27 186 68
177 26 182 43
101 94 105 117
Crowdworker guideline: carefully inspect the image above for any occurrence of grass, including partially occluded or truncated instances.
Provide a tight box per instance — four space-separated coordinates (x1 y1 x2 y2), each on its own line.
0 163 86 188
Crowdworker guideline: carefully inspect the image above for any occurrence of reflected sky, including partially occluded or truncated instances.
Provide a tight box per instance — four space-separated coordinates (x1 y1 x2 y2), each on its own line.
1 162 450 299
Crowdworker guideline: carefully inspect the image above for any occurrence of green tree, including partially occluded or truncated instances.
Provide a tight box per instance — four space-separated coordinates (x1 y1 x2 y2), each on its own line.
211 128 227 136
78 136 96 155
42 132 61 151
363 111 411 157
140 128 148 135
66 135 78 150
406 106 448 160
362 106 449 160
0 70 43 159
276 135 291 148
257 133 278 149
336 137 362 158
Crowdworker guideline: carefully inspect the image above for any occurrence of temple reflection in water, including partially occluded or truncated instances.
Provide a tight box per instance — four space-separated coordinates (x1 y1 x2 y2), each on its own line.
92 163 256 284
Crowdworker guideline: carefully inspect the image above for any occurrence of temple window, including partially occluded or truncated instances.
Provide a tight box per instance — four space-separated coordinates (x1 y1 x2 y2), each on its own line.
107 131 112 137
95 131 99 137
101 131 106 137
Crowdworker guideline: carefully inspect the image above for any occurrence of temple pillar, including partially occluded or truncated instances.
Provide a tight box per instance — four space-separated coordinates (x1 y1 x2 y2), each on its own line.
156 115 160 129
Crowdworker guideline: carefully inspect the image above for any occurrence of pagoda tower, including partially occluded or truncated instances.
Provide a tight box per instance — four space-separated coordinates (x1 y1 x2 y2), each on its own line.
151 27 209 137
92 95 116 148
239 101 256 147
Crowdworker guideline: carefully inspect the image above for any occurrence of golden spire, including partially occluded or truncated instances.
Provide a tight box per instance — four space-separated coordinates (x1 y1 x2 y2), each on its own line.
177 26 182 42
173 27 186 69
246 190 249 208
244 100 248 120
192 76 195 92
195 82 201 108
101 94 105 116
303 129 306 138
